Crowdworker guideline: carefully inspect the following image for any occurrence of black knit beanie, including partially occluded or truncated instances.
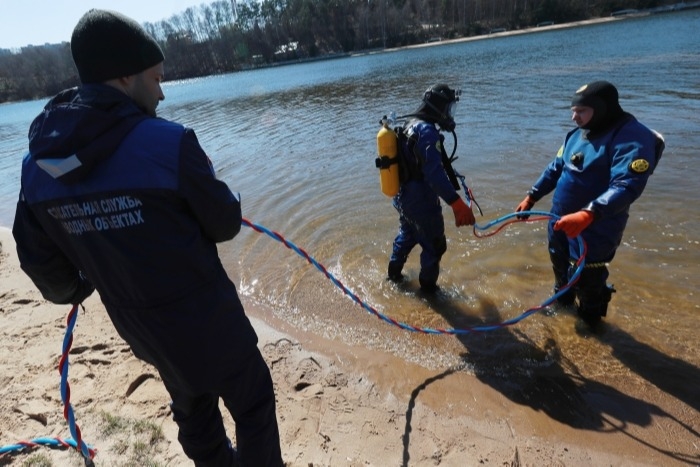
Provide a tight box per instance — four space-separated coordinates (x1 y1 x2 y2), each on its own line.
71 9 164 84
571 80 624 133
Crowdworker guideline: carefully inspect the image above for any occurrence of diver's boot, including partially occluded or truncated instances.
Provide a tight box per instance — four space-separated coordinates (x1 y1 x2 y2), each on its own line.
419 278 439 295
387 261 405 283
577 284 615 329
549 250 575 306
554 285 576 307
576 304 602 328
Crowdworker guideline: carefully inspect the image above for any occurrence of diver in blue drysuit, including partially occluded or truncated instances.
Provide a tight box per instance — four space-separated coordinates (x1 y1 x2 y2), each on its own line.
387 84 475 293
515 81 664 328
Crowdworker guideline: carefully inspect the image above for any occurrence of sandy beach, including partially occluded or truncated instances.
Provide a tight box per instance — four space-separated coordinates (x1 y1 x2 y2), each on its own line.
1 221 698 467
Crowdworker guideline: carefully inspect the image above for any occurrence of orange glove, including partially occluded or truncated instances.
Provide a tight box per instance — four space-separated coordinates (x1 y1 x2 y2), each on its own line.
514 195 535 220
450 197 475 227
554 210 594 238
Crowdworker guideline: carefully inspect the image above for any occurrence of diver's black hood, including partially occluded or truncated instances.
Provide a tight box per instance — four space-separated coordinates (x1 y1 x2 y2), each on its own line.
571 80 625 138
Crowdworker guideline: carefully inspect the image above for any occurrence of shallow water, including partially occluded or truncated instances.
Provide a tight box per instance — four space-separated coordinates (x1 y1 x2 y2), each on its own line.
1 10 698 411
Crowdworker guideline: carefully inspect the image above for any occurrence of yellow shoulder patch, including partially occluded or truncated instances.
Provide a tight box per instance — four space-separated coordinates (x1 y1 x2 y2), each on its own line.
556 145 564 157
629 159 650 173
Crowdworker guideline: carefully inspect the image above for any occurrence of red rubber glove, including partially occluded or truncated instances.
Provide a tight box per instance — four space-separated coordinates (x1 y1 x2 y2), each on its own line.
554 210 594 238
450 197 476 227
514 195 535 219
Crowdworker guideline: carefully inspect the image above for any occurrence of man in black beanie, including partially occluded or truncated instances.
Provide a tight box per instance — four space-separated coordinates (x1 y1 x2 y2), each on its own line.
13 9 283 466
514 80 664 330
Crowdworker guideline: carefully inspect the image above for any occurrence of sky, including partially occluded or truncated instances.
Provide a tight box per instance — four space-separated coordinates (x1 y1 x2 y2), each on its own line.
0 0 203 49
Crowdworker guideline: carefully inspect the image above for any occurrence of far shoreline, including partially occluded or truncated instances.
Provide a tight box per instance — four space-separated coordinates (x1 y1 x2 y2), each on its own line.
245 16 628 70
354 16 625 57
292 5 700 63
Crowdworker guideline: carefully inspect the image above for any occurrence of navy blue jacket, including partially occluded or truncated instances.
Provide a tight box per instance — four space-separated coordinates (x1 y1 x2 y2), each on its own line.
13 85 257 391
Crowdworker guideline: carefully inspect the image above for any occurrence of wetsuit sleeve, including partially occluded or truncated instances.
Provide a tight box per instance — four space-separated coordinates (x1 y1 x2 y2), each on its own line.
416 128 460 205
178 129 242 242
529 144 566 202
583 126 656 219
12 194 95 305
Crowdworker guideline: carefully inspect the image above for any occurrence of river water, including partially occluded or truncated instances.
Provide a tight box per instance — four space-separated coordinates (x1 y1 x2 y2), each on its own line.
1 9 698 419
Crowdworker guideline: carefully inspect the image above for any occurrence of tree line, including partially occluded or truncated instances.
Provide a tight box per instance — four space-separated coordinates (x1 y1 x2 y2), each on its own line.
0 0 683 103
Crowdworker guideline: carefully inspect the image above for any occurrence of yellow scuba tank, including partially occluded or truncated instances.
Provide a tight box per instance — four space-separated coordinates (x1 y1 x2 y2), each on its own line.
375 120 400 197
